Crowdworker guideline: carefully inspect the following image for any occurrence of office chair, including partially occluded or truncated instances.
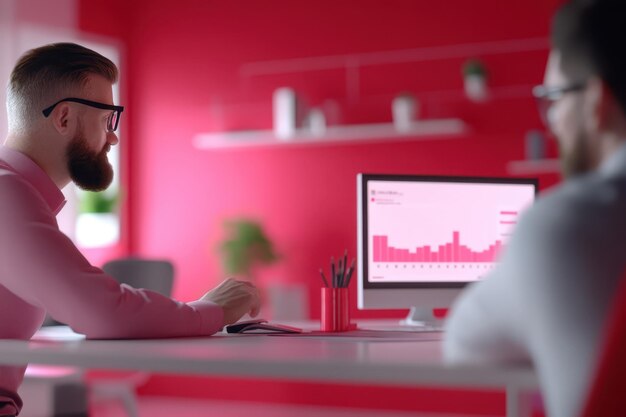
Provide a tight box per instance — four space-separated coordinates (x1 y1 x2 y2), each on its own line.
580 271 626 417
90 257 175 417
102 257 174 297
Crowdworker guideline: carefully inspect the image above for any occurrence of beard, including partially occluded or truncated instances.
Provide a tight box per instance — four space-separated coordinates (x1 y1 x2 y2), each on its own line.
560 131 595 178
66 123 114 192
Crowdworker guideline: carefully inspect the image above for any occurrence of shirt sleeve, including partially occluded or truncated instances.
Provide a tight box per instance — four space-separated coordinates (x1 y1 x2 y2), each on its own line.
0 174 224 339
443 197 562 365
443 262 531 365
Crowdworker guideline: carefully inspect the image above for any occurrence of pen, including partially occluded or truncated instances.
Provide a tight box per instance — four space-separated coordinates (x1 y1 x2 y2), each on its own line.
344 258 356 288
338 258 343 288
319 269 329 287
342 249 348 287
331 257 336 288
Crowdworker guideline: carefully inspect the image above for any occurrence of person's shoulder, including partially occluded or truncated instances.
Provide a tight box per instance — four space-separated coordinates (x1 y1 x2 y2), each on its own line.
0 166 39 195
520 171 626 244
0 167 52 220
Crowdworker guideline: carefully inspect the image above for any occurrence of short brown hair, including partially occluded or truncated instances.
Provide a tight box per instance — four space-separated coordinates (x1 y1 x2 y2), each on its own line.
552 0 626 115
7 42 118 134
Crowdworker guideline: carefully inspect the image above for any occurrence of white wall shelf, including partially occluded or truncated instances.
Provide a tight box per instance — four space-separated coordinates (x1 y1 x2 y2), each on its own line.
193 118 467 150
506 158 560 175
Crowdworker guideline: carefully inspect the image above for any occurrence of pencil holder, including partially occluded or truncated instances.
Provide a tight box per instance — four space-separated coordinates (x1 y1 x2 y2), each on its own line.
320 287 350 332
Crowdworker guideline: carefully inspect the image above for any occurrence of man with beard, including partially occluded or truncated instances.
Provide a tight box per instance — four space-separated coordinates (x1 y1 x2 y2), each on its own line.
0 43 261 416
444 1 626 417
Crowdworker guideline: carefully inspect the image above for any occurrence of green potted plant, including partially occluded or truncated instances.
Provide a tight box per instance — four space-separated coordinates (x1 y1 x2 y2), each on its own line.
462 58 489 102
79 191 118 214
218 218 279 281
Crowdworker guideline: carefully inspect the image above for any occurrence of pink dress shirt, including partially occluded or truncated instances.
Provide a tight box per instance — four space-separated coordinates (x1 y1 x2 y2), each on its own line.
0 146 224 415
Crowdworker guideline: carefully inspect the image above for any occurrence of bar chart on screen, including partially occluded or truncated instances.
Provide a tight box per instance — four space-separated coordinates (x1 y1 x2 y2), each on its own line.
372 208 522 264
373 231 503 263
366 180 532 283
368 230 505 283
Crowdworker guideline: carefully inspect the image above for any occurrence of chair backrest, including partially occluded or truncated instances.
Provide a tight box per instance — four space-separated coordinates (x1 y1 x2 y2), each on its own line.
102 258 174 297
580 271 626 417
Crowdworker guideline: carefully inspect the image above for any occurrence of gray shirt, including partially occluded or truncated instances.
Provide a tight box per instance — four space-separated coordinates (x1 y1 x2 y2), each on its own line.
444 143 626 417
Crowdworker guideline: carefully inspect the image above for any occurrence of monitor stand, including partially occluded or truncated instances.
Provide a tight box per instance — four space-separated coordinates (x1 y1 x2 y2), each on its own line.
399 307 445 331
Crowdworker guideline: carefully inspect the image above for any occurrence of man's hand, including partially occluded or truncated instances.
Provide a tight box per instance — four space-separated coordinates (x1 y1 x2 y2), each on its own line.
200 278 261 326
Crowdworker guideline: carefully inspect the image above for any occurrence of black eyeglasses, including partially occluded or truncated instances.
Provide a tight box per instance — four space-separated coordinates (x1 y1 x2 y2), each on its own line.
42 97 125 133
532 83 587 128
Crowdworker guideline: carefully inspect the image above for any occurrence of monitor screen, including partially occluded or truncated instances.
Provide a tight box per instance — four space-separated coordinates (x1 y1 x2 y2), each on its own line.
357 174 537 326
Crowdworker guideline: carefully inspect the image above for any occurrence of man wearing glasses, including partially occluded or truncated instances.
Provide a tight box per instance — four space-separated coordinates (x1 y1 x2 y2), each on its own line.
0 43 260 416
444 1 626 417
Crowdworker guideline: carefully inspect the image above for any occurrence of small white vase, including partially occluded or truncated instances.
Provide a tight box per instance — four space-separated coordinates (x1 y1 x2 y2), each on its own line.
392 95 418 132
272 87 297 140
305 108 326 136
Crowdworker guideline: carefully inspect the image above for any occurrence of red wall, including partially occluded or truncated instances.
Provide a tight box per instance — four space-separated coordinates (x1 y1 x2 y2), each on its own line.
79 0 562 319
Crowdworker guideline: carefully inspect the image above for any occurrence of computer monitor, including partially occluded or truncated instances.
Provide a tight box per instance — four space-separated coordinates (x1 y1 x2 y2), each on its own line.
357 173 537 328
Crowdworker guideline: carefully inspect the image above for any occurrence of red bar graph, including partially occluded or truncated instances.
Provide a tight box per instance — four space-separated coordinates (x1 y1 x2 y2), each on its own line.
373 232 503 263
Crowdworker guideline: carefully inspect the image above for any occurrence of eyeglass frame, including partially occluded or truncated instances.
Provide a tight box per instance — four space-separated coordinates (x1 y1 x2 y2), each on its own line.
42 97 125 133
532 82 587 128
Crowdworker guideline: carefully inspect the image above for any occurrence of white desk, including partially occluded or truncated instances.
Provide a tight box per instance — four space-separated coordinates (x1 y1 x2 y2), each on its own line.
0 322 538 417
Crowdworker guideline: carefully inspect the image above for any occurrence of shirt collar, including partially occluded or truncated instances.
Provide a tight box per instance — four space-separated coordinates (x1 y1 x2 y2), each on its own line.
600 141 626 179
0 146 66 215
